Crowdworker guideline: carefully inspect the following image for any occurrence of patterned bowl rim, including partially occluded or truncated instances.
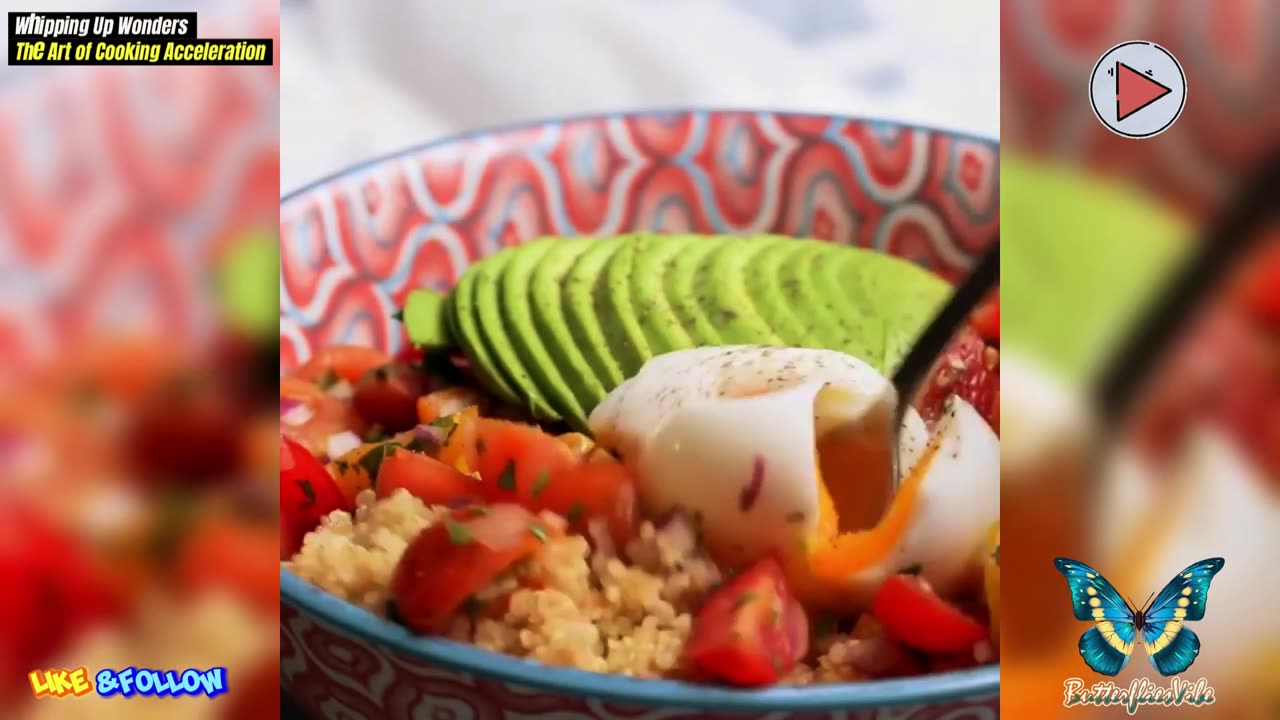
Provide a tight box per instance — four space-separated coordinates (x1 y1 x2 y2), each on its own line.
280 109 1000 711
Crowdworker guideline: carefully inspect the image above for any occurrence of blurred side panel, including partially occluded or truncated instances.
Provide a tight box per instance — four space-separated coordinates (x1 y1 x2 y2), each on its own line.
0 1 281 719
1001 1 1279 718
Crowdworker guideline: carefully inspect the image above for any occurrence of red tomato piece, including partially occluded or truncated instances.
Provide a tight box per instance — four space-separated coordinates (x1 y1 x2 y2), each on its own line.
915 326 998 432
391 504 549 633
376 447 481 504
872 574 988 655
970 289 999 344
280 435 352 559
1232 237 1280 330
456 417 637 542
280 377 366 456
353 363 428 432
296 345 392 386
687 556 809 687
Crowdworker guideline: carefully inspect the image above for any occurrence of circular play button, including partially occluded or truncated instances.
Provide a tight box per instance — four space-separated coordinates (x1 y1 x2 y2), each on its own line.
1089 40 1187 139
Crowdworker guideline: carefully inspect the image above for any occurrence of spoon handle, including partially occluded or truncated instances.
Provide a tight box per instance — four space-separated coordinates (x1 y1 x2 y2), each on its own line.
892 240 1000 421
1091 150 1280 426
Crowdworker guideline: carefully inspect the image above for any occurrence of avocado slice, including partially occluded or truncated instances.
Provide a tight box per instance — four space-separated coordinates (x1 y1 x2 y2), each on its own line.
694 235 785 345
401 289 452 348
742 236 812 346
631 234 697 356
472 244 559 419
666 236 731 346
563 238 627 392
501 238 586 424
528 238 602 428
823 246 950 372
594 234 655 380
449 256 522 404
780 240 851 351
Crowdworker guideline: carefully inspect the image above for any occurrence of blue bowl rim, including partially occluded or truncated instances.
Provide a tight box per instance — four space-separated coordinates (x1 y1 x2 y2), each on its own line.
281 106 998 202
280 107 1000 712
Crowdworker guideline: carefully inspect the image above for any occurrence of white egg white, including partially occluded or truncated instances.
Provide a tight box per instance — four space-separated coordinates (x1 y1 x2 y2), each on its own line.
588 346 927 570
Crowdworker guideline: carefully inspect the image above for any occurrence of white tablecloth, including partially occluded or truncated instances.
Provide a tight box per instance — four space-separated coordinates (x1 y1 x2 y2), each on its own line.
281 0 998 194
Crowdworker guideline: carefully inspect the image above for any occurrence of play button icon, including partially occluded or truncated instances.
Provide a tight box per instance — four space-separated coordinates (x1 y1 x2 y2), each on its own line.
1090 41 1186 139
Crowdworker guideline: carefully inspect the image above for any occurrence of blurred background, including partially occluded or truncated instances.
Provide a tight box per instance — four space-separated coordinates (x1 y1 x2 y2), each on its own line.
1000 1 1278 717
0 0 279 718
280 0 999 192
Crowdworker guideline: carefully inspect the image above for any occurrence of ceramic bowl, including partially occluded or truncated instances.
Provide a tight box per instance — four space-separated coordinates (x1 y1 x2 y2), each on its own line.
280 109 999 719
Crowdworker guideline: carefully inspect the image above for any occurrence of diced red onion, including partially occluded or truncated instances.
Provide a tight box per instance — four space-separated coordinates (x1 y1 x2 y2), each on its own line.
281 399 314 427
414 423 449 448
738 455 766 512
325 431 362 459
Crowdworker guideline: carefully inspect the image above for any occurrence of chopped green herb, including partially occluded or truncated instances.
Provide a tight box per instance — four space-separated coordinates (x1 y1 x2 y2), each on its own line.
734 592 756 609
316 369 339 390
993 544 1000 566
391 309 405 322
476 437 487 455
428 415 458 436
899 563 924 576
566 502 585 524
295 479 317 508
356 442 401 482
445 520 472 545
530 470 550 498
364 424 387 443
373 365 391 381
771 607 782 627
331 459 351 475
496 461 517 491
529 525 548 543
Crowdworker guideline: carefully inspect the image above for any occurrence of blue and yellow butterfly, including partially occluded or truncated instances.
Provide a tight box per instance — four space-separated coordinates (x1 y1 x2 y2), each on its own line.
1053 557 1224 677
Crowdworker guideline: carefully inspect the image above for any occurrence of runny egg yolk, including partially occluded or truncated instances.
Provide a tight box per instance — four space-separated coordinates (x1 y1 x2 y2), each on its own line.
786 443 939 607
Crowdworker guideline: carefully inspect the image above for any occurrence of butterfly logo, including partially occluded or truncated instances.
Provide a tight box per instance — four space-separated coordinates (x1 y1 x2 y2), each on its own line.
1053 557 1224 677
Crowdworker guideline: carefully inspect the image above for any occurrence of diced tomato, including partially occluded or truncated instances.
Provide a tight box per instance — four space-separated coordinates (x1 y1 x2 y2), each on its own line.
295 345 392 386
391 504 549 633
353 363 428 432
280 377 366 456
280 435 351 559
970 289 999 344
687 556 809 687
872 573 988 655
376 447 480 504
449 416 637 543
915 326 998 432
417 387 490 425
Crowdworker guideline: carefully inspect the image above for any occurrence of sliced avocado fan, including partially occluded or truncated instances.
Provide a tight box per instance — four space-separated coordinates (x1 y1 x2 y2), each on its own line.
400 233 955 431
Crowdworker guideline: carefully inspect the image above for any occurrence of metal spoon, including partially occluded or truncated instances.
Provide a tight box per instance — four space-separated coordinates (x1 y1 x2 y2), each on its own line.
888 240 1001 490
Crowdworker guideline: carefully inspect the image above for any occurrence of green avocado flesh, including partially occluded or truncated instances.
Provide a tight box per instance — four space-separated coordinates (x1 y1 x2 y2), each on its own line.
402 234 953 430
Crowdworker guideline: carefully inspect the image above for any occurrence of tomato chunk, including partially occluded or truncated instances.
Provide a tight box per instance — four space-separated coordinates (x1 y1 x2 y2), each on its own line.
872 573 988 655
353 363 428 432
296 345 392 386
280 435 351 559
970 289 999 343
280 377 366 456
687 556 809 687
376 447 480 504
391 504 549 633
447 417 637 543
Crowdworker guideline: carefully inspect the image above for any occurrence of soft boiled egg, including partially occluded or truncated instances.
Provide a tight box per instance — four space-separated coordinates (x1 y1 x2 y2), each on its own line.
588 345 998 609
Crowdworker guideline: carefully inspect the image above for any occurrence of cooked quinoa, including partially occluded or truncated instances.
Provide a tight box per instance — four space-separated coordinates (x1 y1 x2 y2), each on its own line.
287 489 869 683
